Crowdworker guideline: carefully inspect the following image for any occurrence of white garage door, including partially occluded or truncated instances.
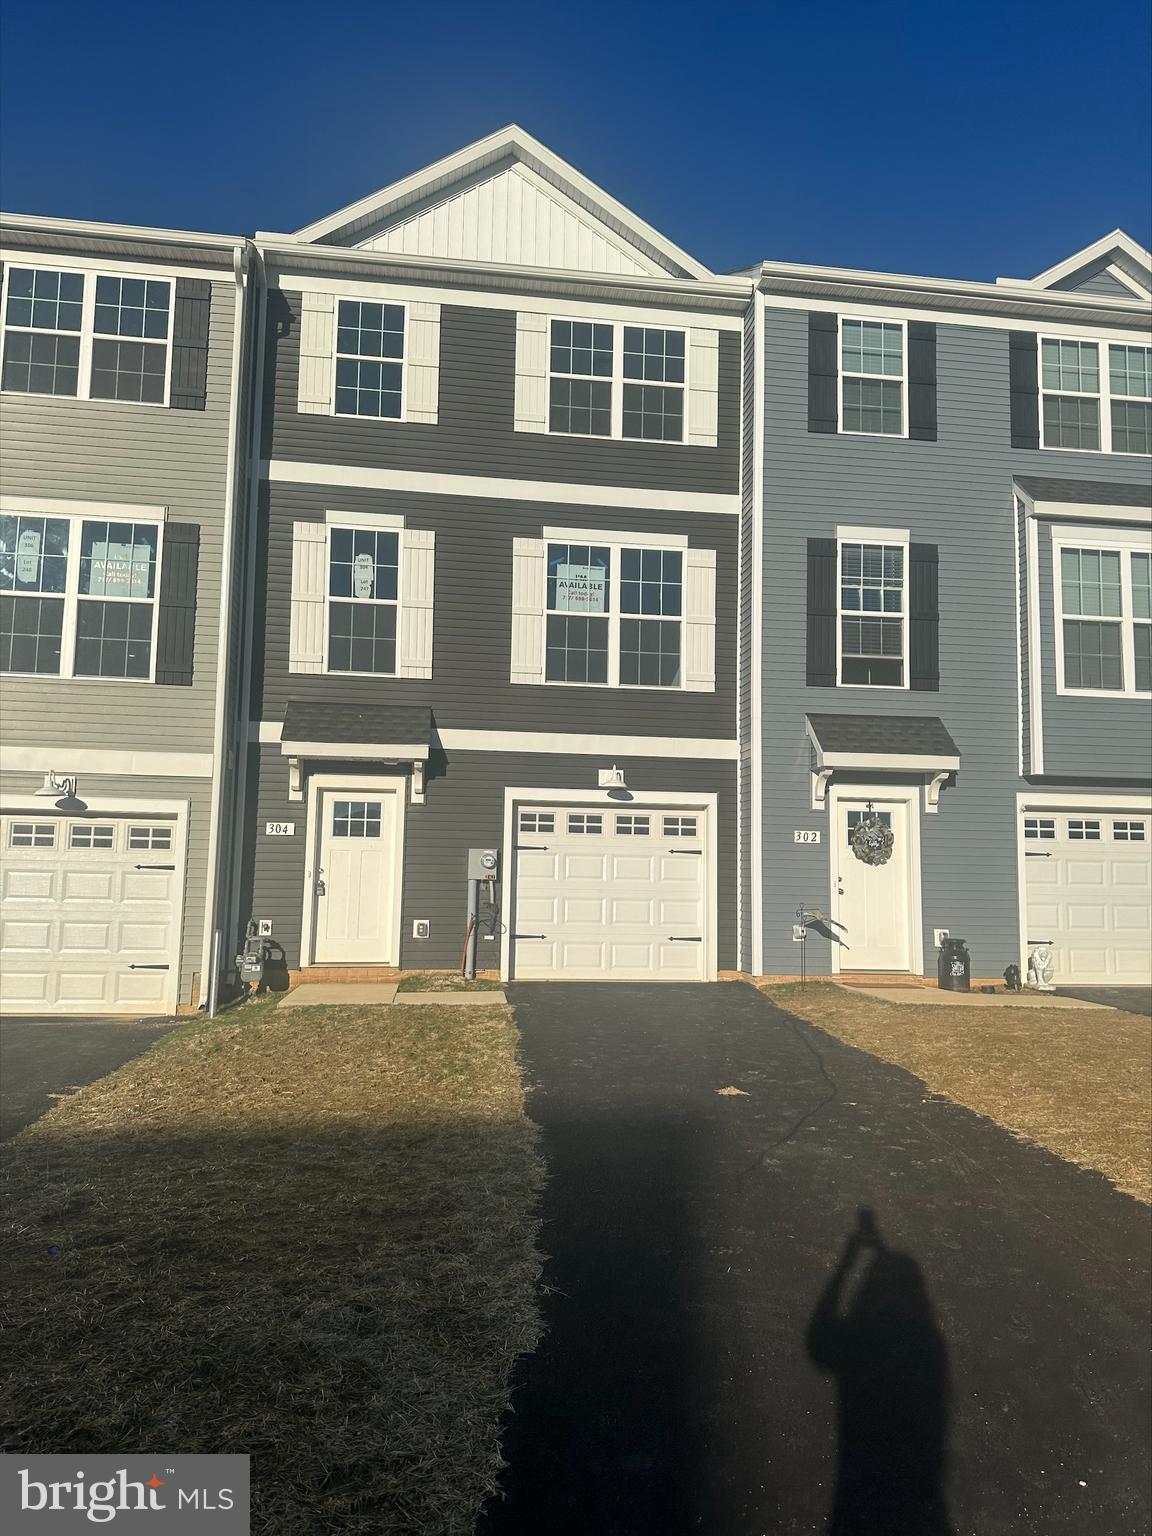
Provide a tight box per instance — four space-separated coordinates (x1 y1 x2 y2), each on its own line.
512 805 710 981
0 814 182 1015
1023 811 1151 983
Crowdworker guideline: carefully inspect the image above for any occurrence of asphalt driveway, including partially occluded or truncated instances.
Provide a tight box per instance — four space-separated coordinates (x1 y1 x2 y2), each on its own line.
480 982 1151 1536
1057 985 1152 1016
0 1019 176 1139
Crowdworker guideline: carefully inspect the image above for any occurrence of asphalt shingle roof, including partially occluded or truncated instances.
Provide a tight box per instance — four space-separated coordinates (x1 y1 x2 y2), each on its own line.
806 713 959 758
281 701 433 746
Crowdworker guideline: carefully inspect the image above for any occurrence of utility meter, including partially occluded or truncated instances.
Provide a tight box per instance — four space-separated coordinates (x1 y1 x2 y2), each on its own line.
467 847 500 881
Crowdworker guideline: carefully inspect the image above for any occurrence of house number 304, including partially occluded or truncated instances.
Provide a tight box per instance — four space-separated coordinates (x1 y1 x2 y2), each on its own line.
265 821 296 836
793 830 822 844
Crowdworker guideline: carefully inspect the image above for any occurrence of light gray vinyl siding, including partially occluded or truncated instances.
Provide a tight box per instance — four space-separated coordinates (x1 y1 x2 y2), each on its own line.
0 275 238 751
265 291 740 496
758 308 1151 978
257 481 737 737
244 744 736 973
1035 519 1152 777
0 769 212 1006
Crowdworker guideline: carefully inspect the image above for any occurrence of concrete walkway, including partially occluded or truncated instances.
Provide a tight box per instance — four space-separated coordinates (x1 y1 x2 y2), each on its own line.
479 981 1150 1536
276 984 507 1006
840 984 1114 1009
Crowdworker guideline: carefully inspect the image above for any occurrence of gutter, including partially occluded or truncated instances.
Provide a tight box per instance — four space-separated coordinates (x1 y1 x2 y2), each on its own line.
0 210 247 251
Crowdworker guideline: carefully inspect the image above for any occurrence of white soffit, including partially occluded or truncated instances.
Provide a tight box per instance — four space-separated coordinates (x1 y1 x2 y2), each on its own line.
291 125 713 281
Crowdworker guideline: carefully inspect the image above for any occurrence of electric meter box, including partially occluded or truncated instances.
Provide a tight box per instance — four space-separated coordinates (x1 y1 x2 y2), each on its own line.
468 847 500 881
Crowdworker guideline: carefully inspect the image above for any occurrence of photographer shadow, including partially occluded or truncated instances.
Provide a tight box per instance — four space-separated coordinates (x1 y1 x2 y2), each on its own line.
807 1211 953 1536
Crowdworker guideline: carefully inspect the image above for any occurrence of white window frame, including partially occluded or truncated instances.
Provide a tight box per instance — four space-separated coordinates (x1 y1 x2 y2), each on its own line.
837 316 908 438
539 528 690 692
835 526 910 690
322 518 404 679
0 262 175 408
1052 526 1152 699
1038 335 1152 456
545 317 688 443
0 500 166 684
331 297 407 422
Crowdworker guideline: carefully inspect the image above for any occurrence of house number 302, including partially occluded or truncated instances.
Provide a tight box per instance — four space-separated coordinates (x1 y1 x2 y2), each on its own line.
793 830 822 844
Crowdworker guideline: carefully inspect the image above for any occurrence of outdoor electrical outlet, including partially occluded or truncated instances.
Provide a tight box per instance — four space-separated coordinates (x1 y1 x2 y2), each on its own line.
258 920 273 937
934 928 949 948
412 919 430 940
792 924 807 942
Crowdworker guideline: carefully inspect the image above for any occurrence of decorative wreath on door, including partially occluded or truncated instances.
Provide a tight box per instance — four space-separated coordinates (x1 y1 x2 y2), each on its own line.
849 803 895 866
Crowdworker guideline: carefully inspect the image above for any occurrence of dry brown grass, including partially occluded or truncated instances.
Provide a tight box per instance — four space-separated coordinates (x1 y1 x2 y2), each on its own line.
396 972 503 993
1 999 544 1534
764 984 1152 1203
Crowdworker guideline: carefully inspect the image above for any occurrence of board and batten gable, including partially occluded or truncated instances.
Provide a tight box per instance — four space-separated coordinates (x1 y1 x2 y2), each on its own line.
254 479 737 736
0 260 239 752
757 303 1151 977
263 288 740 496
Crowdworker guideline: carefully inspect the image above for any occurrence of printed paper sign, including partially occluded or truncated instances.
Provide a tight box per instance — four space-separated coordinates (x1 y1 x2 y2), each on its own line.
352 552 375 599
15 528 42 584
88 541 152 597
555 563 606 613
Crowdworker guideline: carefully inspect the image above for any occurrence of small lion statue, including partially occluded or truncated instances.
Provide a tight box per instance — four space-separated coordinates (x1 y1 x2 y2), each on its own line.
1027 944 1056 992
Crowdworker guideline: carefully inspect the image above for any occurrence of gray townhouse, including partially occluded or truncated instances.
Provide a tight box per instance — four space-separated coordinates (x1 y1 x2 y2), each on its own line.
0 215 252 1015
239 127 751 984
740 231 1152 987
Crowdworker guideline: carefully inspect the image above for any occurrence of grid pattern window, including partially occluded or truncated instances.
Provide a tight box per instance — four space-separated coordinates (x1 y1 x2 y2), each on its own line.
840 320 904 435
1113 820 1146 841
332 800 382 838
69 824 115 849
547 319 686 441
0 514 69 675
10 822 56 848
567 813 603 835
75 521 159 679
615 815 651 836
518 812 555 834
1023 817 1056 839
334 301 404 418
90 277 171 404
544 541 685 689
1067 818 1101 840
839 542 905 686
663 816 698 837
1058 544 1152 695
1041 338 1152 454
128 825 172 850
1 269 83 396
545 542 611 683
327 526 399 675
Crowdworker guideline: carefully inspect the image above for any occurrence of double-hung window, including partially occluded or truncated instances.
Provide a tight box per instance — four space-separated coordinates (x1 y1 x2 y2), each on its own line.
544 540 684 687
1056 533 1152 695
1040 338 1152 454
840 319 905 435
838 540 907 686
334 300 405 418
0 510 160 679
548 320 686 442
326 525 400 674
1 266 173 405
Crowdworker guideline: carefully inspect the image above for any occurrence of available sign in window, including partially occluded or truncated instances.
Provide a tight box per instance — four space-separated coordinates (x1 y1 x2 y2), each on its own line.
554 563 607 612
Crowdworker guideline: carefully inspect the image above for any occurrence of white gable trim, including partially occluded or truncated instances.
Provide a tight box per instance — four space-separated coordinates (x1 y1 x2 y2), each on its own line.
1002 230 1152 293
290 124 713 281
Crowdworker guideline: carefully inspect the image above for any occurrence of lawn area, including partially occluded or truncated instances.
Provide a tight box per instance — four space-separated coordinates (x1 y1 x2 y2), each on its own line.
396 972 504 993
764 983 1152 1204
1 999 544 1534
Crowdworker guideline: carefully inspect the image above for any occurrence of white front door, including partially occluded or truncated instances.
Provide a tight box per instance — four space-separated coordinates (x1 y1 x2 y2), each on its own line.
512 805 710 981
311 791 398 964
835 798 914 972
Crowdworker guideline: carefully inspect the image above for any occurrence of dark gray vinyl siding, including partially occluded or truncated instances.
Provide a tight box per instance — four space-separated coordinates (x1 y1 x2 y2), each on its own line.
1036 519 1152 777
1051 267 1142 299
266 292 740 496
758 307 1152 977
256 481 737 737
244 744 737 972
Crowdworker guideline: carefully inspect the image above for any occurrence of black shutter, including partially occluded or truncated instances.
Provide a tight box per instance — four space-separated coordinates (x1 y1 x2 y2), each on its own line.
907 321 937 441
909 542 939 692
155 523 199 685
1009 332 1040 449
170 278 211 410
808 312 838 433
806 537 838 686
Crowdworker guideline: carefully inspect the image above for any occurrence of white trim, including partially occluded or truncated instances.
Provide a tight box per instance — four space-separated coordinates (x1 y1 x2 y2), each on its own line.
828 782 924 976
541 524 688 548
1025 500 1150 525
813 750 961 772
1018 231 1152 292
1036 333 1152 457
0 495 168 520
837 315 908 439
500 785 720 983
0 791 189 1016
835 524 910 543
288 124 714 281
280 740 430 761
273 273 745 331
1051 524 1152 699
749 289 765 976
299 772 406 970
759 290 1151 342
323 508 405 528
0 243 234 284
542 315 691 444
256 721 738 759
1013 493 1025 777
0 745 213 778
836 532 910 690
266 457 739 516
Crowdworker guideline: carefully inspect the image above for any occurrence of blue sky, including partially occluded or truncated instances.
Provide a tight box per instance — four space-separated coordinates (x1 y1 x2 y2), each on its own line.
1 0 1149 282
